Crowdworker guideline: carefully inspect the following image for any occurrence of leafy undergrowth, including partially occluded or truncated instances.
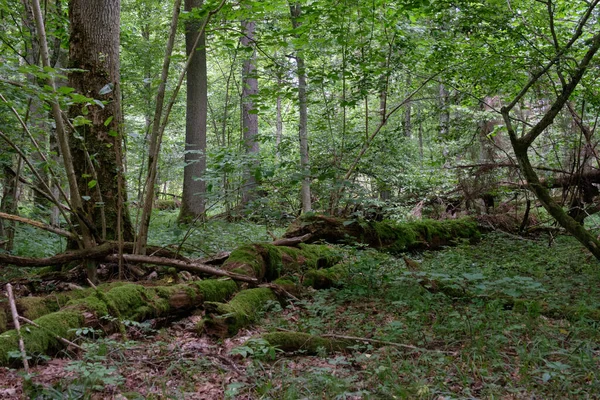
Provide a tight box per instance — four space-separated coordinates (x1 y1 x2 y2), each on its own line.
2 232 600 399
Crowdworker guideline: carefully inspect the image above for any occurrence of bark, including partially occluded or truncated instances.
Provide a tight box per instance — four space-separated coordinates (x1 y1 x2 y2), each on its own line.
68 0 134 243
240 18 260 206
0 167 19 251
178 0 207 223
290 4 311 213
31 0 97 283
439 83 450 137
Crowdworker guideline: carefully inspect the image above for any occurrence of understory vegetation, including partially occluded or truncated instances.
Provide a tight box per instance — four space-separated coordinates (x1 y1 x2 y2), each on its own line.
2 214 599 399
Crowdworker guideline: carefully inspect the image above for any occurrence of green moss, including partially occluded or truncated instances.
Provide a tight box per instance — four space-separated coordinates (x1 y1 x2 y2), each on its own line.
66 295 110 316
102 284 150 320
193 278 239 302
304 264 348 289
17 297 61 321
204 288 277 337
0 310 84 365
223 244 266 278
261 332 351 354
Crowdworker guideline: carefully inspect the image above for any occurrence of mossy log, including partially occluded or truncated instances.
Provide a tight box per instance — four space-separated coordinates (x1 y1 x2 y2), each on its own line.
284 214 480 253
0 279 238 365
260 332 353 354
221 242 342 281
202 287 277 338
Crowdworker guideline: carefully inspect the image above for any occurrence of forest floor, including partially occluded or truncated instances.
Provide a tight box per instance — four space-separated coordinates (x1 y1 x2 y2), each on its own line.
1 216 600 399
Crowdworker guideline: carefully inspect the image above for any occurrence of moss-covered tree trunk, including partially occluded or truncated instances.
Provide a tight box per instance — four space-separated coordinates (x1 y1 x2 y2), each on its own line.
285 214 480 253
0 279 238 365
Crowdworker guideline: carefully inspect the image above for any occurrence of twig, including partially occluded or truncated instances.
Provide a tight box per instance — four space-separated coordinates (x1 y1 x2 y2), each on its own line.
6 284 30 372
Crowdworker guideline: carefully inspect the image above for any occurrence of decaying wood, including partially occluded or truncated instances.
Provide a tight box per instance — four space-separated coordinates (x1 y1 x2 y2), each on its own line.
0 279 240 365
271 233 312 247
284 214 481 253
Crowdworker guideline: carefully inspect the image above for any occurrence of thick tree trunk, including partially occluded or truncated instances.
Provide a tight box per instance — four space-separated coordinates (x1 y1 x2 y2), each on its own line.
240 18 260 207
68 0 134 242
179 0 207 223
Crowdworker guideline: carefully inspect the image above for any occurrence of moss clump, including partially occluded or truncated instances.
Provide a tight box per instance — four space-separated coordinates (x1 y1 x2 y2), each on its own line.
261 332 351 354
223 244 266 278
303 264 348 289
223 242 342 282
192 278 239 302
204 288 277 337
0 310 84 365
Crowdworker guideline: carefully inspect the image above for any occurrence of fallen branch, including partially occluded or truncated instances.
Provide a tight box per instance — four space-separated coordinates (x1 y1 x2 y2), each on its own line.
6 284 29 372
106 254 258 284
0 212 79 241
271 233 312 247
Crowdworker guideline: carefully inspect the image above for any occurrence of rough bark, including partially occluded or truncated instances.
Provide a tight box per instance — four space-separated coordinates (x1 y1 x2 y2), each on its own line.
179 0 207 223
240 18 260 207
68 0 134 243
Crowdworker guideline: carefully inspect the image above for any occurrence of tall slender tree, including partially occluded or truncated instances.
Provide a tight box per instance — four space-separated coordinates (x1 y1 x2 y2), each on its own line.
178 0 208 223
290 2 311 213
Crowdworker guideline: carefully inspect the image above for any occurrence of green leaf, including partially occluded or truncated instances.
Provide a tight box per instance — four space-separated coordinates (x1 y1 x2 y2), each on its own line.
104 116 114 126
88 180 97 189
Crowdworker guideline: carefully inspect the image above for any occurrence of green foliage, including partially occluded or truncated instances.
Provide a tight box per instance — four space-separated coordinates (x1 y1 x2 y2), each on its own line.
225 232 600 398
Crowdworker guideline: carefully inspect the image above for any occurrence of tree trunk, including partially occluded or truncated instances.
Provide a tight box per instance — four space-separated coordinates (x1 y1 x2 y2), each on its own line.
240 18 260 207
178 0 207 223
68 0 134 242
290 3 311 213
439 83 450 138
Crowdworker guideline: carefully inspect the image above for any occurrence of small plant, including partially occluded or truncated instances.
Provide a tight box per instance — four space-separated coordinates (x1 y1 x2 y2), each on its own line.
230 338 281 361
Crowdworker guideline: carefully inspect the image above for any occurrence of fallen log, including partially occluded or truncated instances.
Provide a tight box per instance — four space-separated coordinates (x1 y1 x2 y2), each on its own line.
0 279 239 365
284 214 480 253
221 242 342 281
202 288 278 338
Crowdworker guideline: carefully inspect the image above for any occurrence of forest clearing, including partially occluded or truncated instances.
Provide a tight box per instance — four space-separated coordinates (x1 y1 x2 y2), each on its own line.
1 0 600 398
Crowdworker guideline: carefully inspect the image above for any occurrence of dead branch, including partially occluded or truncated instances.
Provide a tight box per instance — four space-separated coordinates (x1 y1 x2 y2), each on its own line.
105 254 258 284
0 212 78 241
